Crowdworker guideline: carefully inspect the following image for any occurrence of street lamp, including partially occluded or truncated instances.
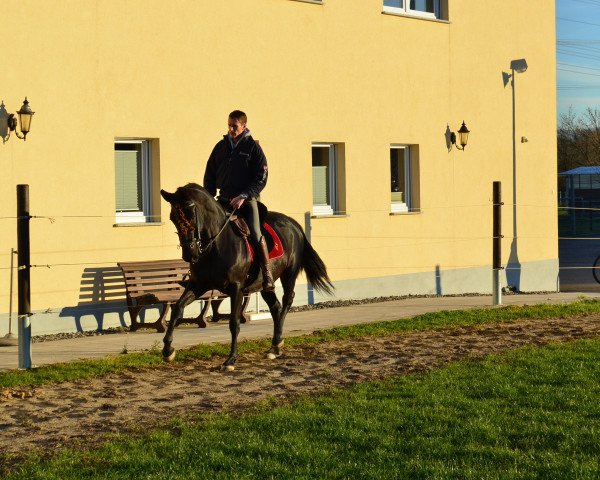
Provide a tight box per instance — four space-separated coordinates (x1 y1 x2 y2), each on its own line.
0 98 34 143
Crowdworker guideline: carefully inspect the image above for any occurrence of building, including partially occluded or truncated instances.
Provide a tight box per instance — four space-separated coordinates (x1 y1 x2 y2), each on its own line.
0 1 558 335
558 166 600 236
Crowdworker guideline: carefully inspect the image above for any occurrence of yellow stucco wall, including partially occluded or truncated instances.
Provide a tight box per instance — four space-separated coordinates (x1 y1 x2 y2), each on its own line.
0 1 557 322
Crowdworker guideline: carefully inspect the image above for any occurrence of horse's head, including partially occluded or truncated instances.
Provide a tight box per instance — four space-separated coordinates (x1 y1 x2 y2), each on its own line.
161 184 209 264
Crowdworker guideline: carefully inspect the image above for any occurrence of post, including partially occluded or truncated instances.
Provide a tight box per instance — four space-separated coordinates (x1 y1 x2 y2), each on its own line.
0 249 18 347
493 181 502 305
569 176 576 236
17 184 32 369
9 248 15 335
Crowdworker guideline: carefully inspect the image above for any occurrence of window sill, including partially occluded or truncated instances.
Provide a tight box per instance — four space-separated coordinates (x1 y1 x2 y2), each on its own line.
381 10 449 24
289 0 323 4
389 211 421 216
113 222 164 227
310 213 349 219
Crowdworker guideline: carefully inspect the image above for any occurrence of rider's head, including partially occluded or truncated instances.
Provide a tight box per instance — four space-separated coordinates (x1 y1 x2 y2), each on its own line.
228 110 247 141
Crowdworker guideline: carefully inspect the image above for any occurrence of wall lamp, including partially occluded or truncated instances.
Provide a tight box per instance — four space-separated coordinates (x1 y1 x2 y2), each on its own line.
450 121 470 150
0 98 35 143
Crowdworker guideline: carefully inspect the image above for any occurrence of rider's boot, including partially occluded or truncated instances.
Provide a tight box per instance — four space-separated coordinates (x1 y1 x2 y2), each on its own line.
257 236 275 292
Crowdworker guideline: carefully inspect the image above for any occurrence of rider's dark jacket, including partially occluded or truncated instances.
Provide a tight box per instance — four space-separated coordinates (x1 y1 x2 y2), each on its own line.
203 130 268 200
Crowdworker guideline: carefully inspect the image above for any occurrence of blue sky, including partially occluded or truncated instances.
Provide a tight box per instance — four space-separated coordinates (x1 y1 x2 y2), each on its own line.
556 0 600 118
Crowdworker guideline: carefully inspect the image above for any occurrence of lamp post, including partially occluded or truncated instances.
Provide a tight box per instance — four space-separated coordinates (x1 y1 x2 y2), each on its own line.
0 98 34 143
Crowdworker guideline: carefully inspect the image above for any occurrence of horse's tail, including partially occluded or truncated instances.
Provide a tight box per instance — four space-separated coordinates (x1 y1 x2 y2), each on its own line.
302 235 334 296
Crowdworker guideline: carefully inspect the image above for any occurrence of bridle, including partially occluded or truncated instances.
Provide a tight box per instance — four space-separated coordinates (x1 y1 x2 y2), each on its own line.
175 200 236 261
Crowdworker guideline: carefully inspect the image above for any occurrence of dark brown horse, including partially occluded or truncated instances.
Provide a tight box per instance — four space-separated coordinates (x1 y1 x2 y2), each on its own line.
160 183 333 369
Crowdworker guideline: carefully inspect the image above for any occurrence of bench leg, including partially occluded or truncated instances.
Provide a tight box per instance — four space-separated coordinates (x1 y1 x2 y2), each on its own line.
209 298 226 322
128 305 143 332
209 296 251 323
128 303 169 333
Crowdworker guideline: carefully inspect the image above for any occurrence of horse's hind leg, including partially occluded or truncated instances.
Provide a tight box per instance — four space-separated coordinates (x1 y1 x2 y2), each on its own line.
162 289 196 362
280 274 296 320
264 270 296 359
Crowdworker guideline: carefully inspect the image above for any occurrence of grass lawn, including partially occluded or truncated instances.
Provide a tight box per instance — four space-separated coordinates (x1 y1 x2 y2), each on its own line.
4 337 600 479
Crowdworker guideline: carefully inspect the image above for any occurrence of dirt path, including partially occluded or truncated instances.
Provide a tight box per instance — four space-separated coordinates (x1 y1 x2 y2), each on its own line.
1 315 599 464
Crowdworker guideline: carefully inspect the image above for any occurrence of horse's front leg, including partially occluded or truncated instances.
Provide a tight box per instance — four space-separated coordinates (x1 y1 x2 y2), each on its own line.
162 289 197 362
222 287 244 371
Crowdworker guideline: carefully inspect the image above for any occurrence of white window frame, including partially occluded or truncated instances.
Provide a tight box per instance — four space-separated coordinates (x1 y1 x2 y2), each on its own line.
312 143 338 216
391 145 412 213
383 0 441 20
115 139 153 224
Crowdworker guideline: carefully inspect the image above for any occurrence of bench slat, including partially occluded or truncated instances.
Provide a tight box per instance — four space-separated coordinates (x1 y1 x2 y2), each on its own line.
120 269 186 274
129 291 183 302
118 260 188 268
127 283 182 292
121 270 188 280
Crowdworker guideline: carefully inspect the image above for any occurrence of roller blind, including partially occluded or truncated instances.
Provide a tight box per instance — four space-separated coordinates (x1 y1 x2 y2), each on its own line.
115 148 142 212
312 166 329 205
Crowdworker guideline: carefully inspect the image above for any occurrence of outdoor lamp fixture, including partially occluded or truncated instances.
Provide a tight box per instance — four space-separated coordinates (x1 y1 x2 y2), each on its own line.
450 121 470 150
0 98 34 143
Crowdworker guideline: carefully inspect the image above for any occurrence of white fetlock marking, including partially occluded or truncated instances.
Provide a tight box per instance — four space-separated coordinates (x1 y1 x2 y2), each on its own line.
266 352 277 360
225 365 235 371
164 351 176 363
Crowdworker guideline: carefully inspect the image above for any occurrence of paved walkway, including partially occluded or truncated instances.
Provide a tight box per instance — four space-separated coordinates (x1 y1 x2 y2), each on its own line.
0 292 598 371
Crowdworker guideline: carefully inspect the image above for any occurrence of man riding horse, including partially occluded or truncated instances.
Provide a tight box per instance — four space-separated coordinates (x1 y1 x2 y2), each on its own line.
203 110 274 291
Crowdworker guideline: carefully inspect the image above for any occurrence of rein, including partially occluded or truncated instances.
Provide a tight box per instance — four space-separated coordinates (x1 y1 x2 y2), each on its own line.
177 200 236 261
197 206 236 255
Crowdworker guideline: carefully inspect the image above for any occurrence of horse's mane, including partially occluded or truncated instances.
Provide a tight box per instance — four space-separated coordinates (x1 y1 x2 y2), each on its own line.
177 183 226 214
177 182 206 197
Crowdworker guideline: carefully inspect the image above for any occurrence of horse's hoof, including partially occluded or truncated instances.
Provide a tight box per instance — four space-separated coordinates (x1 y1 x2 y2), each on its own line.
221 364 235 372
163 350 176 363
265 345 282 360
265 340 284 360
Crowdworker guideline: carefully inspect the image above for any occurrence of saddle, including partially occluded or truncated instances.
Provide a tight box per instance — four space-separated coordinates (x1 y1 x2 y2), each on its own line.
225 201 284 262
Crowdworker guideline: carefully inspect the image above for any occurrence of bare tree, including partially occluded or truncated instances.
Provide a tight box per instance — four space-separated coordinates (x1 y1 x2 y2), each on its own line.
558 107 600 172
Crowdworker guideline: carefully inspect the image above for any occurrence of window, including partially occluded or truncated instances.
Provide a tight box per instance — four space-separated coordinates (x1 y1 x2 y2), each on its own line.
383 0 443 20
114 139 157 223
312 143 345 216
390 145 419 213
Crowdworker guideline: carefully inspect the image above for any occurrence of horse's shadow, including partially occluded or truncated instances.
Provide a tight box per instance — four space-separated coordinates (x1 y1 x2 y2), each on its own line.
59 267 131 332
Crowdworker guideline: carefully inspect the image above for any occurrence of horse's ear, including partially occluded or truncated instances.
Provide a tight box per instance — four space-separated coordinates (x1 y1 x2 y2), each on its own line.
160 189 176 204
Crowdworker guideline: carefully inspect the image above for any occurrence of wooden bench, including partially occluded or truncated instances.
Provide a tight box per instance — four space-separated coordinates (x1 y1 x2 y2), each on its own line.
118 259 249 332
